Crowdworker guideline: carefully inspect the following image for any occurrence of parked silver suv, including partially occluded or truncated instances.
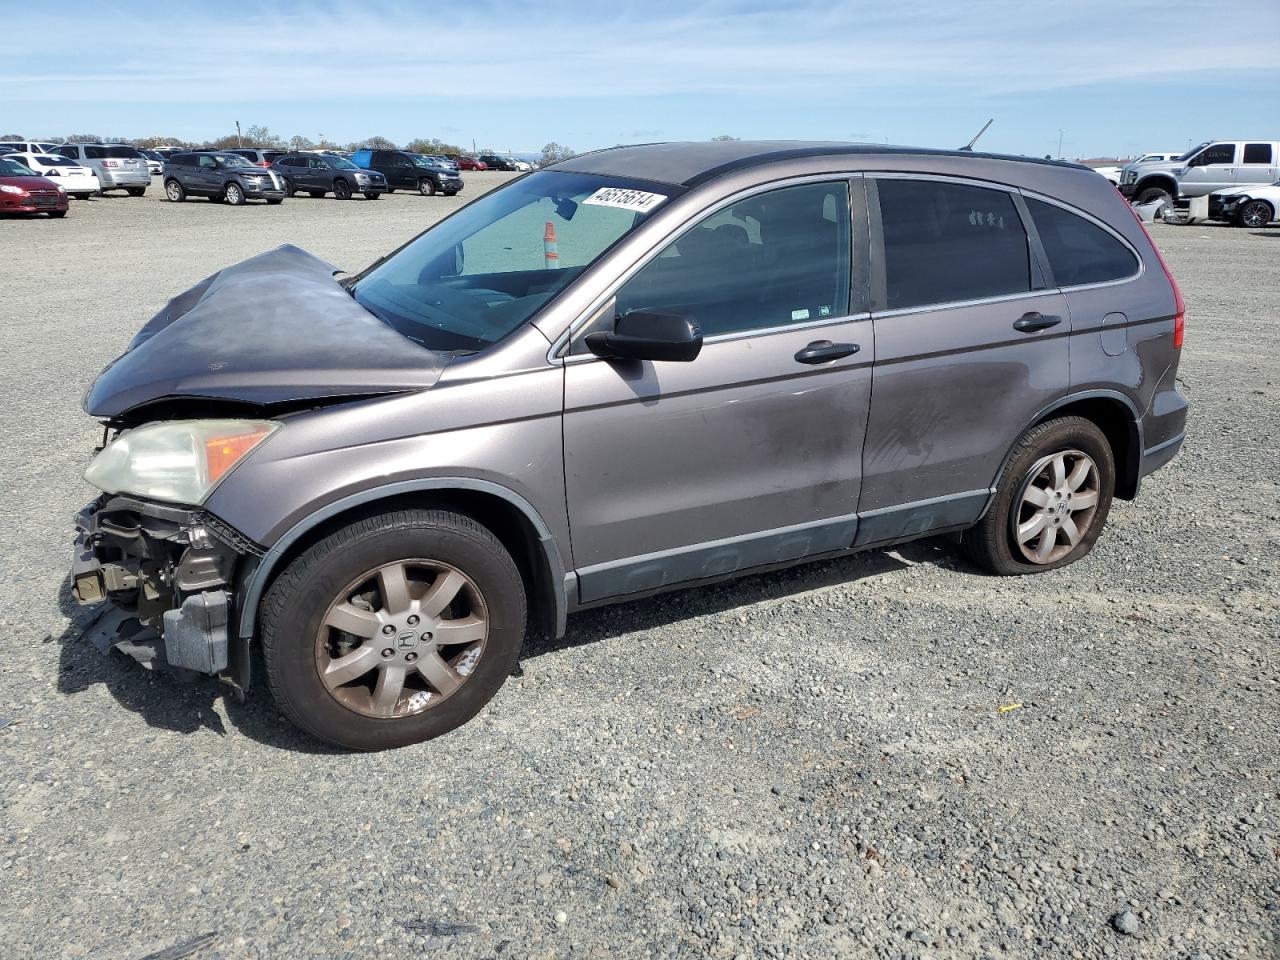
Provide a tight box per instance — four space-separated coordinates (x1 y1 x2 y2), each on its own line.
71 141 1189 750
53 142 151 195
1120 139 1280 205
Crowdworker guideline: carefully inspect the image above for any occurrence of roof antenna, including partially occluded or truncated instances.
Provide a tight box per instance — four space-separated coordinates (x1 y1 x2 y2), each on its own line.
959 119 993 151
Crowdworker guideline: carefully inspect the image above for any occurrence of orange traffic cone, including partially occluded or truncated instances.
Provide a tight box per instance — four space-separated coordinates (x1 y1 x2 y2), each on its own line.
543 221 559 268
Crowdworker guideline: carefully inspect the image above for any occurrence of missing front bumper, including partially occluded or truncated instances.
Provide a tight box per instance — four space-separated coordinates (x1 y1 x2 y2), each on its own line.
72 497 255 682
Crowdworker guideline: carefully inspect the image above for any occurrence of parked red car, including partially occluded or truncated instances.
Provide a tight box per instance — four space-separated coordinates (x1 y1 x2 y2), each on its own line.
0 157 69 217
451 155 487 171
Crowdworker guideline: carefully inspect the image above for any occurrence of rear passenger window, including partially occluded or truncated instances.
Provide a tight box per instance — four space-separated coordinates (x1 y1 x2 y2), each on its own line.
1243 143 1273 164
876 179 1030 310
1025 198 1138 287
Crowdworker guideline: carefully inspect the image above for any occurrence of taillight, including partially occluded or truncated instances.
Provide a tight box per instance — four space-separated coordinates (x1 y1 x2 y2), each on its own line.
103 159 119 168
1124 191 1185 349
258 161 269 167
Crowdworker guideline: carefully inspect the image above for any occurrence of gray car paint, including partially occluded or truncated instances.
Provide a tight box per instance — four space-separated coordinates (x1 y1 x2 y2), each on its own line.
86 141 1188 647
84 245 448 418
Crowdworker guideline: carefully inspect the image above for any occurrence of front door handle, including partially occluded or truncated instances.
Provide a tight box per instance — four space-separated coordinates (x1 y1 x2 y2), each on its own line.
1013 312 1063 333
794 340 860 364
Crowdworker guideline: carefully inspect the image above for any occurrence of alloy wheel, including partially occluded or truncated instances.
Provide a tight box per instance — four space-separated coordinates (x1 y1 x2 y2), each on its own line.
315 559 489 719
1241 201 1272 228
1012 449 1101 564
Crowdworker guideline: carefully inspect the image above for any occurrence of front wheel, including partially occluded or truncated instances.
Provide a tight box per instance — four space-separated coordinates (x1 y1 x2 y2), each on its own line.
165 179 186 202
1135 185 1172 207
224 182 245 206
260 509 527 750
418 177 436 196
1237 200 1274 228
962 416 1115 575
333 178 352 200
126 187 146 197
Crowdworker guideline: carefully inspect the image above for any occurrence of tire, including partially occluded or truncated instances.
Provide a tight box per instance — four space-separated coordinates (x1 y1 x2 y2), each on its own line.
260 508 527 751
126 187 146 197
1135 184 1173 206
363 191 380 200
224 182 246 206
164 179 186 202
418 177 436 197
386 188 396 194
1236 199 1274 228
308 190 325 198
961 416 1115 576
283 178 296 197
333 178 352 200
49 210 67 218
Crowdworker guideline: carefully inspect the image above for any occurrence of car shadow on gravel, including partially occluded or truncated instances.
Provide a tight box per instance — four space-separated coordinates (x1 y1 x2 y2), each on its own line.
53 575 341 754
51 538 957 752
521 537 956 660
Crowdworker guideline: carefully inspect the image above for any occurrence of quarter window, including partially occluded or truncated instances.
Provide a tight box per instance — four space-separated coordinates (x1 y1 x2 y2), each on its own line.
1025 198 1138 287
1243 143 1273 164
612 181 852 338
876 179 1030 310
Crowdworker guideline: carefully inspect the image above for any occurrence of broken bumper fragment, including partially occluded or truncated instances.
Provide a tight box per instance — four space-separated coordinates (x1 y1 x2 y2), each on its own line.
72 496 257 681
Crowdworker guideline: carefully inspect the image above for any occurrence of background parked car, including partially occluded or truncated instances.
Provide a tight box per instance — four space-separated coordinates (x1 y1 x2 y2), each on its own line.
138 149 165 176
2 152 100 198
350 149 463 196
271 152 387 199
451 156 487 170
1207 180 1280 227
229 147 285 168
1120 140 1280 205
0 156 68 217
477 153 518 171
0 140 60 156
52 143 150 196
163 151 286 206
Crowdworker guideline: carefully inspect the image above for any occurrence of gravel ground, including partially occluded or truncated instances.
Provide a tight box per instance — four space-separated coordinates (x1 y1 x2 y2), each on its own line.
1 182 1277 960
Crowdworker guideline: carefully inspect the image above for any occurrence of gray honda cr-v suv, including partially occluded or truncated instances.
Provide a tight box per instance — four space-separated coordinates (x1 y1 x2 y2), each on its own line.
71 141 1188 750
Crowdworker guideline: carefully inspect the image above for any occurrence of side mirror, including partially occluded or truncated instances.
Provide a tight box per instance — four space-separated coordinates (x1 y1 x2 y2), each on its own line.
585 309 702 363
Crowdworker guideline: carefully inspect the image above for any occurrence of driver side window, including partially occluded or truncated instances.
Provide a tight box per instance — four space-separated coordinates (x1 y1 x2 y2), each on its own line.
610 181 851 340
1190 143 1236 167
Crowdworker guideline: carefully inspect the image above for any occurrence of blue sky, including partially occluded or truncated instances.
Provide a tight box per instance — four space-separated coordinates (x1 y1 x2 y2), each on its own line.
3 0 1277 158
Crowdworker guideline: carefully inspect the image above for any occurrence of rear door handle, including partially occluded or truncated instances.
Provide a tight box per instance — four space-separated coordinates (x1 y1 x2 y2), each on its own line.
794 340 860 364
1013 312 1063 333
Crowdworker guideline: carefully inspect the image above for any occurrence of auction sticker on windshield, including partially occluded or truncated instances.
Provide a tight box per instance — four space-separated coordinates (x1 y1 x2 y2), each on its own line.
582 187 667 213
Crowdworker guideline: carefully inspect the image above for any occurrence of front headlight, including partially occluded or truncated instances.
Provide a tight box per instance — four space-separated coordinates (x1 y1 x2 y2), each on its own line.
0 184 24 195
84 419 279 505
355 173 370 181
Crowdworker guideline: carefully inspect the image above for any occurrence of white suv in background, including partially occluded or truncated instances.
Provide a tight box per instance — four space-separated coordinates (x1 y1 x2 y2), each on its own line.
52 143 151 196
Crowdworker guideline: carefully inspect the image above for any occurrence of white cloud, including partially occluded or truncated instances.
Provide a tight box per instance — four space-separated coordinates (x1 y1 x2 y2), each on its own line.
2 0 1277 103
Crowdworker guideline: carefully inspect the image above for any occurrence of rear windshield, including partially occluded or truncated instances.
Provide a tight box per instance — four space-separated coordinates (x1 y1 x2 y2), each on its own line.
104 146 141 158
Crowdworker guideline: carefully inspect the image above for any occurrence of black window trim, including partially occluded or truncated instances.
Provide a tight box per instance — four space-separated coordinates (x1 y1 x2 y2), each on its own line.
1017 187 1145 293
553 172 872 364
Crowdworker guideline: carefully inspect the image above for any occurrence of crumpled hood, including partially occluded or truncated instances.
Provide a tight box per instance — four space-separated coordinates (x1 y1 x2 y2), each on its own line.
84 244 448 419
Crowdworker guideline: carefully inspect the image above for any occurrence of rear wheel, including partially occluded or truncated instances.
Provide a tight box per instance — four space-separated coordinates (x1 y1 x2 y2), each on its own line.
125 186 146 197
164 179 186 202
962 416 1115 575
224 182 245 206
418 177 436 196
333 178 352 200
260 509 526 750
1237 199 1274 228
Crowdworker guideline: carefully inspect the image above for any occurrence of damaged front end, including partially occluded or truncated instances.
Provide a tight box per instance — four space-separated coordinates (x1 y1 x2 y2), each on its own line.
73 494 258 687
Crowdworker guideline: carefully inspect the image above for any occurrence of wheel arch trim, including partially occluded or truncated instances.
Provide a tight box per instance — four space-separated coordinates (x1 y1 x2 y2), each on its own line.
980 389 1144 520
235 477 568 642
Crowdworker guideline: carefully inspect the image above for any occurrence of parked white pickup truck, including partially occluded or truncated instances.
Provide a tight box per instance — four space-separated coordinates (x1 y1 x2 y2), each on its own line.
1119 140 1280 206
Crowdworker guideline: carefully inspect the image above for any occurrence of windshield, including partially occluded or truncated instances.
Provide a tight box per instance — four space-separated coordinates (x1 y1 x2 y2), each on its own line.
328 156 358 170
354 171 677 351
1177 142 1209 162
104 146 141 158
0 158 36 176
